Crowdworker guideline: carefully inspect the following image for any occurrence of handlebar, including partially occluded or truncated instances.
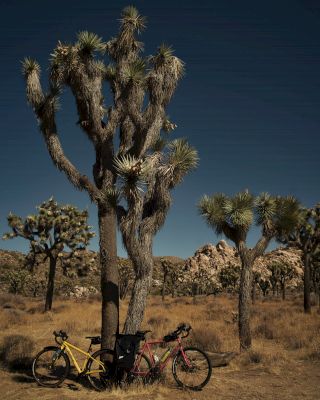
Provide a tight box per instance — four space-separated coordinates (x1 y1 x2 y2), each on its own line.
163 323 192 342
175 323 192 337
53 330 68 344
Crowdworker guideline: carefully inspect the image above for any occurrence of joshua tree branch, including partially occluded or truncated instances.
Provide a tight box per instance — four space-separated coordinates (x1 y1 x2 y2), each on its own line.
252 235 271 259
43 129 102 203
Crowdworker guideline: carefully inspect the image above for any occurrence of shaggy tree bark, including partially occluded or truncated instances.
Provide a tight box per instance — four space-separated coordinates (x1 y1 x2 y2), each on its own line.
98 204 119 348
238 261 253 350
237 238 270 351
303 252 311 314
45 254 58 311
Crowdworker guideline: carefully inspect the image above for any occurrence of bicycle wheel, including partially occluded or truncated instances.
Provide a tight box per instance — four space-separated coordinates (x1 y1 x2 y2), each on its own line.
127 353 152 384
32 346 70 387
172 347 212 391
86 349 115 391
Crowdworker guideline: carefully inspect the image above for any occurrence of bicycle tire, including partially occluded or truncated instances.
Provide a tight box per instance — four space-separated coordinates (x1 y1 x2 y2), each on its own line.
127 353 152 384
32 346 70 388
86 348 115 391
172 346 212 391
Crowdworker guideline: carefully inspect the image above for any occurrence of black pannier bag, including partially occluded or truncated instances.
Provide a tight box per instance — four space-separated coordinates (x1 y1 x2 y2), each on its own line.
115 334 143 370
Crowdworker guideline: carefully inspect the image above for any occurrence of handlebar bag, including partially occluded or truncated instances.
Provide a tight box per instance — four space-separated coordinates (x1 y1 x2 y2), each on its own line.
115 334 142 370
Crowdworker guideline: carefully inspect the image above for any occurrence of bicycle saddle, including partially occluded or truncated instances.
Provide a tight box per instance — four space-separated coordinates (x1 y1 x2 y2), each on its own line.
85 336 101 344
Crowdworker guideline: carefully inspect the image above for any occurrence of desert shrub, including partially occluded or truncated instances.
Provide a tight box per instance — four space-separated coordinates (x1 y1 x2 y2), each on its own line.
56 276 76 296
254 323 274 340
0 293 26 310
87 292 101 303
191 325 222 352
3 270 31 295
241 350 263 365
0 309 27 330
148 316 170 326
282 334 308 350
0 335 35 371
27 304 45 314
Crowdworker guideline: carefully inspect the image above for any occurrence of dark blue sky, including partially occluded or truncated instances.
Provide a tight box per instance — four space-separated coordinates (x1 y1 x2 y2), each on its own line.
1 0 320 257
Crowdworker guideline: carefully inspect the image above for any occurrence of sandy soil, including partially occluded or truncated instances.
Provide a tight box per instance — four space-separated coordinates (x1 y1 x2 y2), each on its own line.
1 358 319 400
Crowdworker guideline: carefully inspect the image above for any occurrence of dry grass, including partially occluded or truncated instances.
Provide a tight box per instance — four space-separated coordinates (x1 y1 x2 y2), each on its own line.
0 293 319 399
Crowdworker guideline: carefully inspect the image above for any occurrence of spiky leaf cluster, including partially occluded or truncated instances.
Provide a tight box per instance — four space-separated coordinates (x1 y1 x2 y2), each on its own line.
114 155 150 196
76 31 105 54
120 6 147 34
3 197 95 255
199 191 300 243
164 139 199 186
279 202 320 252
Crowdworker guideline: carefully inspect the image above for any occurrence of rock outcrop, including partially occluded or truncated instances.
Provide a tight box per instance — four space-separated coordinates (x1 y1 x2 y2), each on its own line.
184 241 303 288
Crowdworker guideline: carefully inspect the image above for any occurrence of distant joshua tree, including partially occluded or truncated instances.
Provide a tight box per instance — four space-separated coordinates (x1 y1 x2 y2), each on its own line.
118 259 134 300
199 191 300 351
160 258 173 301
21 6 197 343
311 248 320 307
278 204 320 313
218 262 241 294
3 198 95 311
267 262 296 300
258 277 270 297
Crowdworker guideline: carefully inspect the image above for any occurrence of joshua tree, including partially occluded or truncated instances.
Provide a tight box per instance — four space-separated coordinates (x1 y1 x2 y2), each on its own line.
199 191 300 351
268 263 280 296
106 17 198 331
218 262 241 293
3 198 95 310
278 204 320 313
267 262 295 300
22 6 197 338
258 278 270 297
251 271 261 304
311 248 320 306
118 259 134 300
160 258 172 301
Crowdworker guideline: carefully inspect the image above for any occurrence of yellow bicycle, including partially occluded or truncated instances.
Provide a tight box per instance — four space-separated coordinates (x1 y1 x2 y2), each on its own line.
32 330 114 390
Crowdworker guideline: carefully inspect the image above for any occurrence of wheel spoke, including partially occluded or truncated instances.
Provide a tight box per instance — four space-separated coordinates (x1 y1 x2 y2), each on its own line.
86 349 115 391
33 348 69 387
173 348 212 390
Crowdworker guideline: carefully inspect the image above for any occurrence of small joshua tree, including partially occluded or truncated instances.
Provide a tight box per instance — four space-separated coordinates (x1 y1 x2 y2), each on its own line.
267 262 296 300
199 191 300 351
258 278 270 297
160 258 172 301
218 262 241 293
118 259 134 300
3 198 95 310
311 248 320 307
278 204 320 313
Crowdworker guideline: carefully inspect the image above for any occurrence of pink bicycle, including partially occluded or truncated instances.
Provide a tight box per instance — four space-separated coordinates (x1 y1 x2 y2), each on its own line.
128 323 212 391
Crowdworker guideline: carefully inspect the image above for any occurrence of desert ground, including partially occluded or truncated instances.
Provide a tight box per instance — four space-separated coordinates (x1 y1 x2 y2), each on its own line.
0 294 319 400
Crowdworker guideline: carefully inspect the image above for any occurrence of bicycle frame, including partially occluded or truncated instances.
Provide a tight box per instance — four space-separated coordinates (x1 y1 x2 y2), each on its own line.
59 340 104 375
133 336 192 376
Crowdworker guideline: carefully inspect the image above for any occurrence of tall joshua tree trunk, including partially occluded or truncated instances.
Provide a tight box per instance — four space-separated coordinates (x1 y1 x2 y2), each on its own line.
303 252 311 314
238 248 254 351
123 238 154 334
45 254 57 312
98 204 119 349
124 262 153 334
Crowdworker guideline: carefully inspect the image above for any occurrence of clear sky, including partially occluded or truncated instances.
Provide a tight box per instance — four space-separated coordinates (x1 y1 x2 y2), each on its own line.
1 0 319 258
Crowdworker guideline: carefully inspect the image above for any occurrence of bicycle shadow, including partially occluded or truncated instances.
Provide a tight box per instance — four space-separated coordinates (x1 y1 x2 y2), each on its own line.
9 365 92 392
